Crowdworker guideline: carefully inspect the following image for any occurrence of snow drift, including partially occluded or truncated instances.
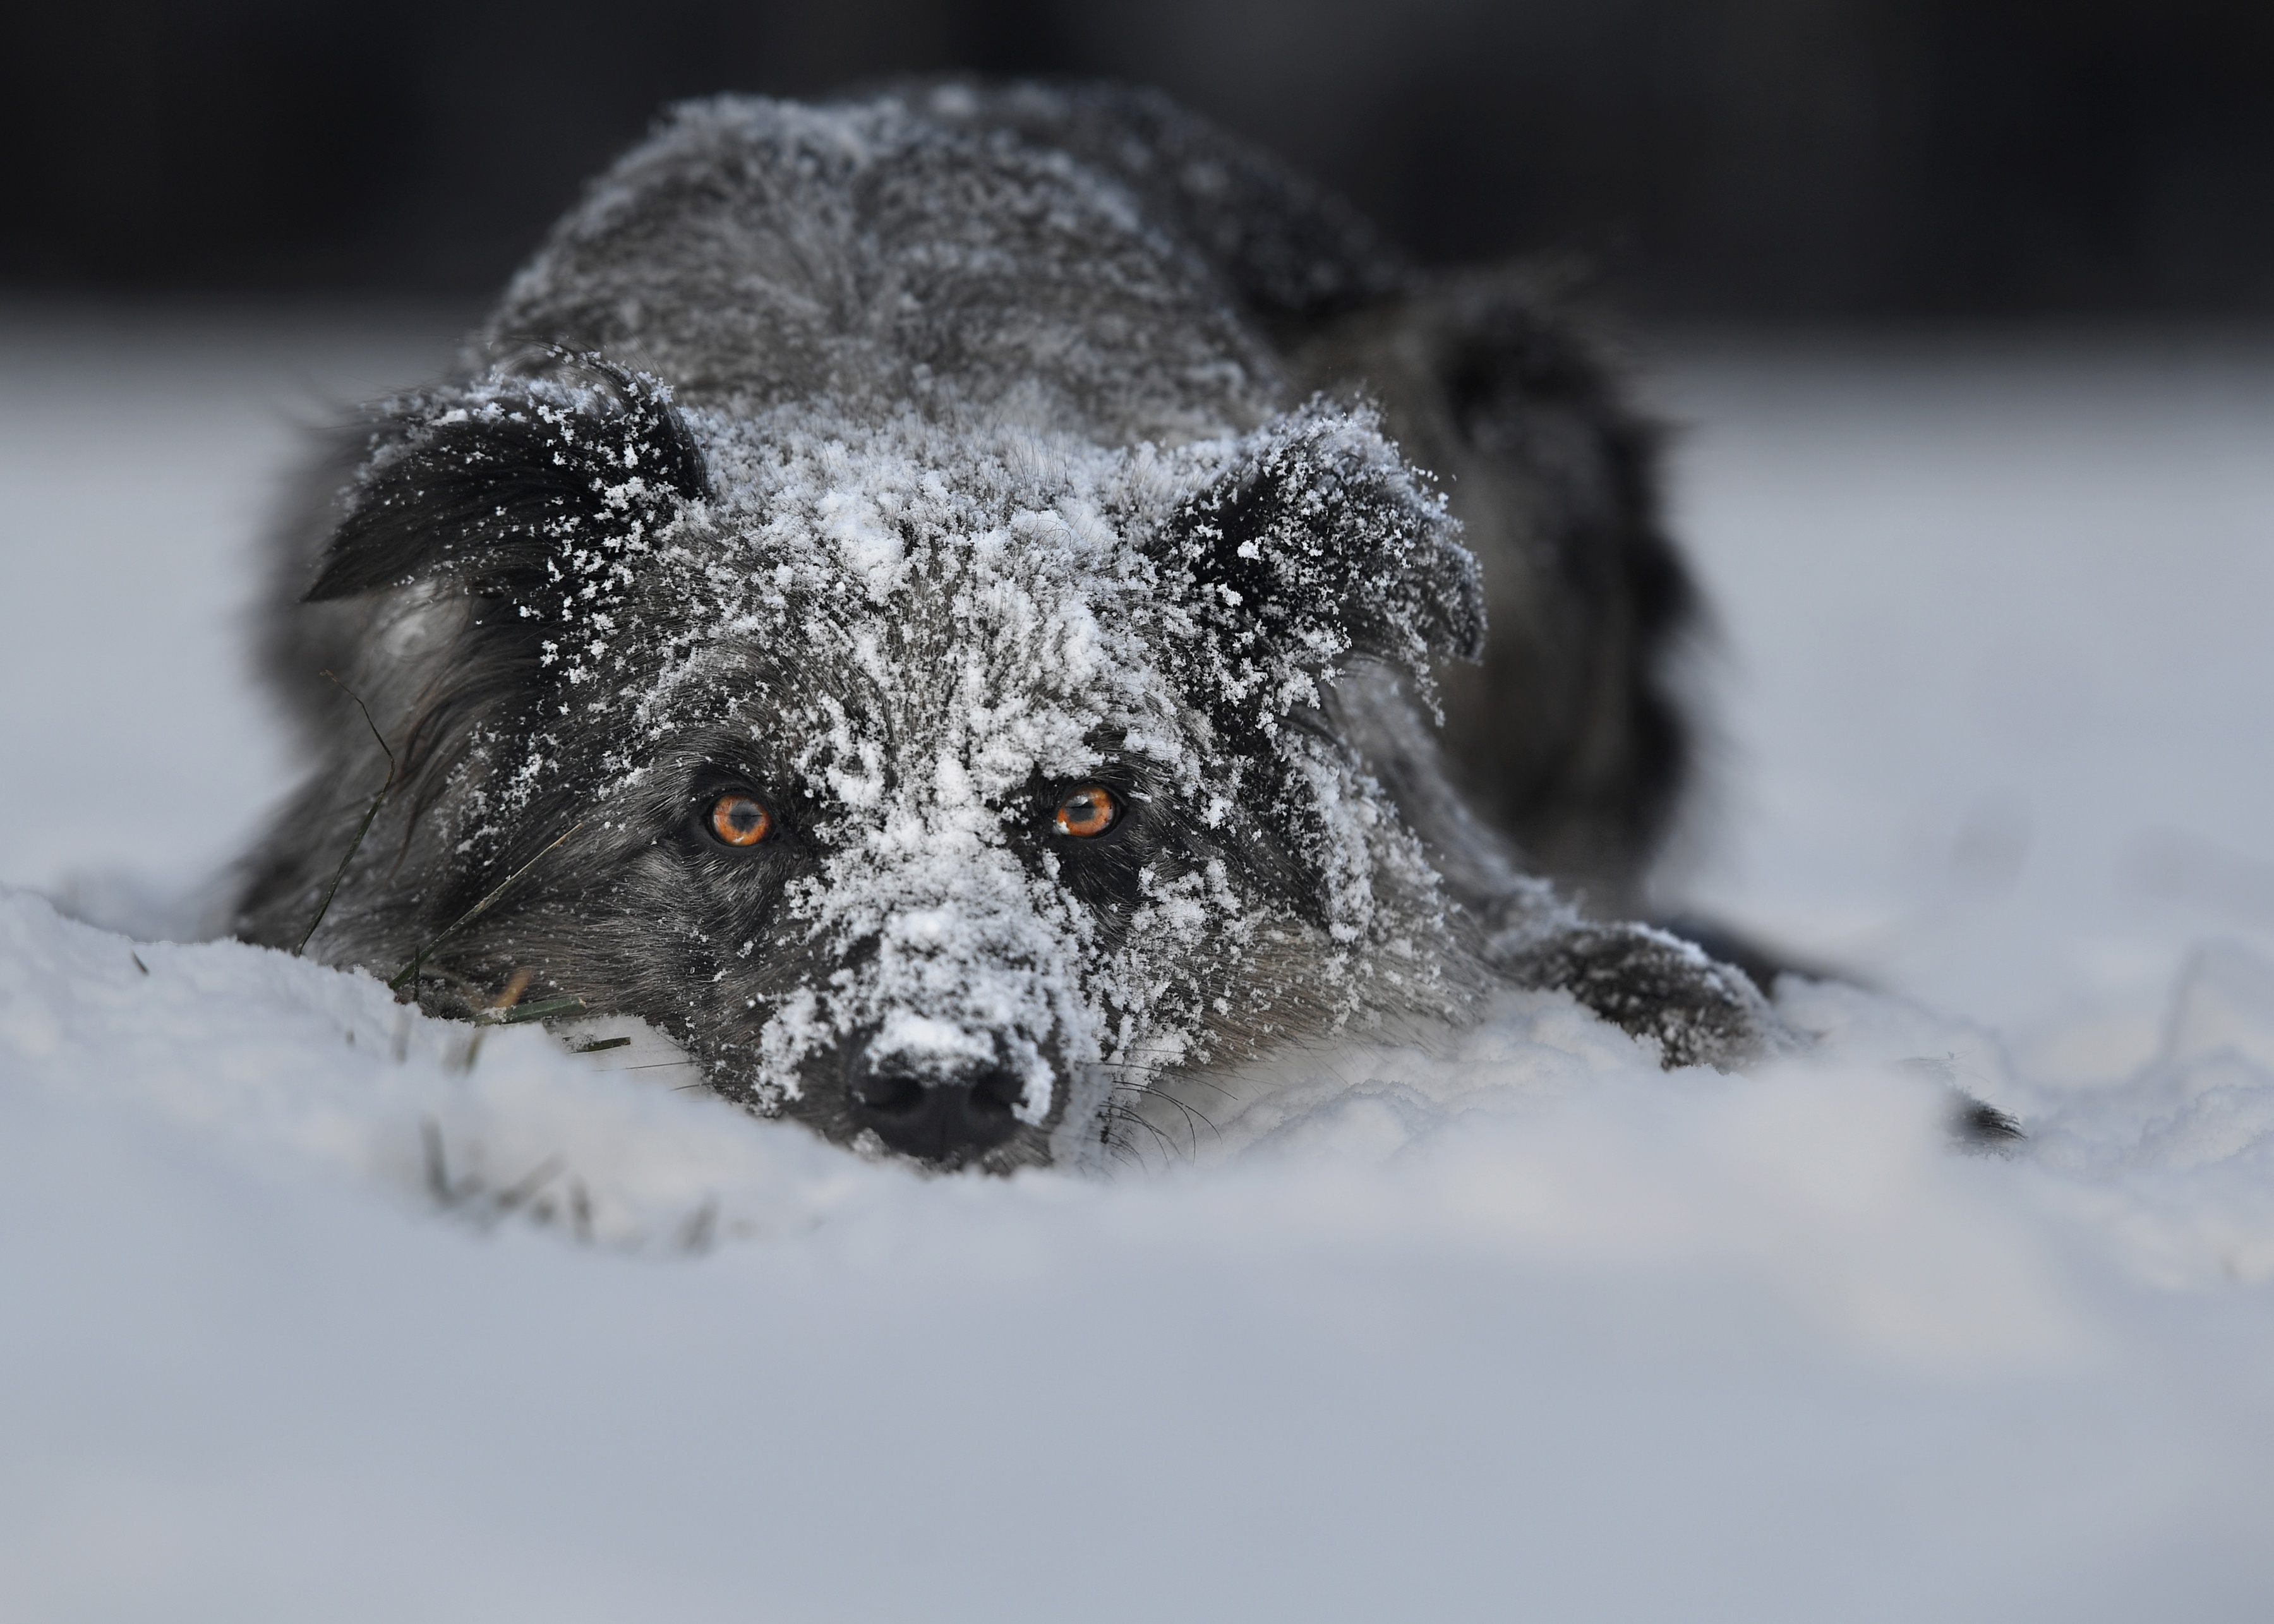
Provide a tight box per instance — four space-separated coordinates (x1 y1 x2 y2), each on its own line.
8 885 2274 1621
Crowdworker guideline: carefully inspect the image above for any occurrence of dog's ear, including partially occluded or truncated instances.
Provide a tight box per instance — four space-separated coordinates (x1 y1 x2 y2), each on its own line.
304 356 708 604
1153 404 1484 726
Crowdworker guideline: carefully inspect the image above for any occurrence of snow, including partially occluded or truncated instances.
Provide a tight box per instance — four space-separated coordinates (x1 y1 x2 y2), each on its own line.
8 309 2274 1618
1656 329 2274 1068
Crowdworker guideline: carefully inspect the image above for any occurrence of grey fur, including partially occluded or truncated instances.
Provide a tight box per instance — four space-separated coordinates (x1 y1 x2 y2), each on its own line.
234 81 1774 1171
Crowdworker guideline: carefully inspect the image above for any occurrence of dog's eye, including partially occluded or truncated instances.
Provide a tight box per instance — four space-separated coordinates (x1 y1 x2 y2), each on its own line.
1053 784 1120 838
708 792 773 847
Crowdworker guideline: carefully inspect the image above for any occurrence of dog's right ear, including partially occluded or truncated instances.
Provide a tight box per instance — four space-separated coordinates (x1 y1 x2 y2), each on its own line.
304 357 708 604
1146 401 1484 747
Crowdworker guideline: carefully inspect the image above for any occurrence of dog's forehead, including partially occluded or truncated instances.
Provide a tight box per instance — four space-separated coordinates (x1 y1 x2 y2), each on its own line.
630 410 1203 802
686 406 1190 564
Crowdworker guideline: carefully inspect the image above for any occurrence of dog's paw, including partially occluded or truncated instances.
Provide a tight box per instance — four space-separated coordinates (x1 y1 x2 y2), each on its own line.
1498 921 1785 1071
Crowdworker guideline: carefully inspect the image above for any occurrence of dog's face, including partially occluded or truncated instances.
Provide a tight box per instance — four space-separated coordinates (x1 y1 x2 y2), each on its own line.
306 358 1484 1169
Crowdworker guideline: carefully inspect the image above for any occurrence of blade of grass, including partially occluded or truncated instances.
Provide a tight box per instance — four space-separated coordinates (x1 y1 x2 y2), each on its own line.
388 824 584 993
296 671 399 956
488 995 588 1026
677 1196 719 1255
420 1116 455 1206
475 1155 566 1232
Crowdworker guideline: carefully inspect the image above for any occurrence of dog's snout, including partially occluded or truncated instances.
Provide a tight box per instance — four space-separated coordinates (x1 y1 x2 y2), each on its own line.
850 1057 1023 1162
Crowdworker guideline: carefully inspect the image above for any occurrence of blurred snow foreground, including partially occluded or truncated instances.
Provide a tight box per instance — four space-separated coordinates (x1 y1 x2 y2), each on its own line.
8 883 2274 1621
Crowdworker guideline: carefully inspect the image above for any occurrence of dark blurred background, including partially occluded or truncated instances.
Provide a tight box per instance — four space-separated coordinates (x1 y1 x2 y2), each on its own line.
8 0 2274 317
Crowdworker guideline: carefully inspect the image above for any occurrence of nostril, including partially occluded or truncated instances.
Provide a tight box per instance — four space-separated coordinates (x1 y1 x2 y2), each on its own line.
850 1069 929 1124
965 1068 1022 1123
848 1061 1025 1162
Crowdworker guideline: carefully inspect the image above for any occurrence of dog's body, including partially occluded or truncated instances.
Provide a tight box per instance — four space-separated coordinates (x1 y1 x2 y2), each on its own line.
234 83 1769 1170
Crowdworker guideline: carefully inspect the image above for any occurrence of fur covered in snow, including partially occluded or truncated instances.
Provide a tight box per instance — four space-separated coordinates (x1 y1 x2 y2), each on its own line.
232 82 1771 1169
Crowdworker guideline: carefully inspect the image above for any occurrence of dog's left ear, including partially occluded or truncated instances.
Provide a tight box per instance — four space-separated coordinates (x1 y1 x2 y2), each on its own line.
304 356 708 604
1152 403 1484 715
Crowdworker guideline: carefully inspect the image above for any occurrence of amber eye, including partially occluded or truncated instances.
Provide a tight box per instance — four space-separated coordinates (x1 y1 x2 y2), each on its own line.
1053 784 1121 838
708 792 773 847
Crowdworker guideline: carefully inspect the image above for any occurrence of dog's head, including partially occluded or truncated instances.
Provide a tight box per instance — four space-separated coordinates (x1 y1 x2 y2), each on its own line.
303 355 1484 1169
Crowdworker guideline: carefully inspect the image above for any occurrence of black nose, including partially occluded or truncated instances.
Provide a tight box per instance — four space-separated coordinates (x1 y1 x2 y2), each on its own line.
849 1061 1024 1162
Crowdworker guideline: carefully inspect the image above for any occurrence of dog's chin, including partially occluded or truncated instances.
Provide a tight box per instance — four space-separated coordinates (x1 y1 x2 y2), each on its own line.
768 1090 1061 1176
937 1127 1056 1176
824 1119 1056 1175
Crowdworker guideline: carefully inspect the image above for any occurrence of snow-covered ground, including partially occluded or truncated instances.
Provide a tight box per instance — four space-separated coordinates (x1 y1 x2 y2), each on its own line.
5 306 2274 1620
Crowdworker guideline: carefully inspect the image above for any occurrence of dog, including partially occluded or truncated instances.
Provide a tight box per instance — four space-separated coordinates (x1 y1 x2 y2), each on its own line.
232 81 1774 1171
